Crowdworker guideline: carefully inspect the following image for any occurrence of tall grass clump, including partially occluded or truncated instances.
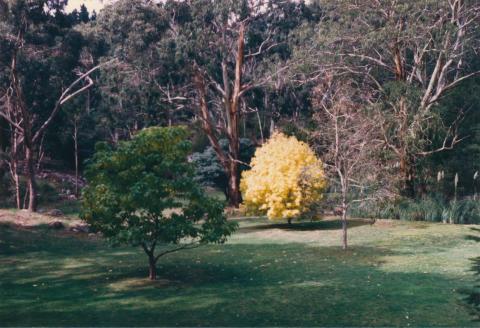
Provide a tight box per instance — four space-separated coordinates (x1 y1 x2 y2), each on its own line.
442 199 480 224
349 196 480 224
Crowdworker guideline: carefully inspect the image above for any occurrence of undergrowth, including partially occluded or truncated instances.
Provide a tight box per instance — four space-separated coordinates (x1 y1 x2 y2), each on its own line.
349 196 480 224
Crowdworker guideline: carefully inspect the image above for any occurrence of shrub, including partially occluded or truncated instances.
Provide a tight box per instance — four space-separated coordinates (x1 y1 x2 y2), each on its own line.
444 200 480 224
349 196 480 224
81 127 237 280
241 132 327 221
191 138 255 195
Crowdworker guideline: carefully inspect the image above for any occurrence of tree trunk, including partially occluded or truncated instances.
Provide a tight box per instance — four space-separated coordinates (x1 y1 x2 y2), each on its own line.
36 134 45 171
341 203 348 250
400 154 416 198
73 119 79 197
13 164 21 209
192 23 246 209
11 131 21 209
406 163 416 198
224 23 244 208
25 145 37 212
148 255 157 280
224 126 242 208
227 161 241 207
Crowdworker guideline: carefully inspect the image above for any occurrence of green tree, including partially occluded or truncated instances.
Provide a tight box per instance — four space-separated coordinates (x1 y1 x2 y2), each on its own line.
78 4 89 23
81 126 236 280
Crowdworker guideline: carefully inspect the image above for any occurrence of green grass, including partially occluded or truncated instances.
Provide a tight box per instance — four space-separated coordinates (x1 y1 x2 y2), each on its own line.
1 217 480 326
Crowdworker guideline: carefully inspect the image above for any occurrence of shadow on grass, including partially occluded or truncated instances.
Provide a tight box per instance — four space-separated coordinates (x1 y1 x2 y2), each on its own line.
461 228 480 321
238 219 371 233
0 225 98 256
465 235 480 243
461 256 480 322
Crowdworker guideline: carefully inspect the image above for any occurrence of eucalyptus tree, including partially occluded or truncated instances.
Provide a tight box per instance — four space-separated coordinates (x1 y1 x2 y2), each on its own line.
168 0 317 207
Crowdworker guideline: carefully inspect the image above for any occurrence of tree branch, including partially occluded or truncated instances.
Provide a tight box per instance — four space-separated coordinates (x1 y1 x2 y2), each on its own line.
32 59 117 144
154 243 201 262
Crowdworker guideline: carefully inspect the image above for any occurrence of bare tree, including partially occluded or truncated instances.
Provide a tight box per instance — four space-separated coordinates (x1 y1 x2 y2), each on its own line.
72 114 80 197
312 76 382 249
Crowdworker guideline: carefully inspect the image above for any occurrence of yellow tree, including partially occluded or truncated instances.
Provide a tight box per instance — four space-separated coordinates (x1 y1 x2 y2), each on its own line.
241 133 327 222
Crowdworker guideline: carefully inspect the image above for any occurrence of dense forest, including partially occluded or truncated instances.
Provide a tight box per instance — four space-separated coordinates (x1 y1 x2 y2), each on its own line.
1 0 480 221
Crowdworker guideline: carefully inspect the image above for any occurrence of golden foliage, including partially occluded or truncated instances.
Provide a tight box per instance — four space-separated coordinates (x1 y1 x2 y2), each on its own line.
241 133 327 220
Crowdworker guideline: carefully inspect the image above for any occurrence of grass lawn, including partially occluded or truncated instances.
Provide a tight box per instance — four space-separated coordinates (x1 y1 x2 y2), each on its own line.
1 215 480 326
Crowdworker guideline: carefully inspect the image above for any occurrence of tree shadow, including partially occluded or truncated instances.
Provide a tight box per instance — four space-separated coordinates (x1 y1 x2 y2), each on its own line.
0 225 100 256
238 219 371 233
465 235 480 243
460 256 480 322
460 228 480 321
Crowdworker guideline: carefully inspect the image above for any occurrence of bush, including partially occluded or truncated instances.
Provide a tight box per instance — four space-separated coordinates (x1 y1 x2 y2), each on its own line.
191 138 255 195
443 200 480 224
241 132 327 221
81 127 237 280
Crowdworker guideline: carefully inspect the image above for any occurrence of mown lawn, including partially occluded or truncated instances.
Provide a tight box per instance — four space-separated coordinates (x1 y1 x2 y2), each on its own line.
1 216 480 326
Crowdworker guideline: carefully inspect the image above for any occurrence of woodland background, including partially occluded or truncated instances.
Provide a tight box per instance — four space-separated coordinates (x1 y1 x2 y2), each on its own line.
1 0 480 222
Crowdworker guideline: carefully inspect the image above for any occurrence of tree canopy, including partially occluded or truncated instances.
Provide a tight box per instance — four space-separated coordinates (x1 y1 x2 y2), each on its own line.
82 126 236 280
